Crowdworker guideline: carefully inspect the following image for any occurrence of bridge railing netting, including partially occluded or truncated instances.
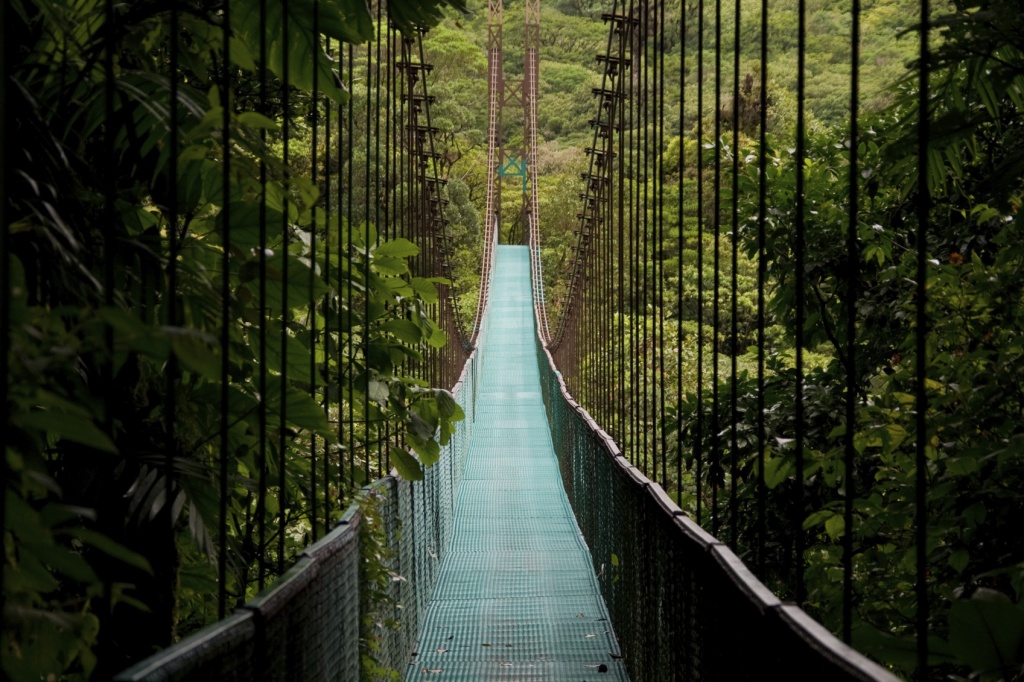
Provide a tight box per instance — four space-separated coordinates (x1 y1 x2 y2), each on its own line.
115 330 484 682
535 332 897 681
113 225 494 682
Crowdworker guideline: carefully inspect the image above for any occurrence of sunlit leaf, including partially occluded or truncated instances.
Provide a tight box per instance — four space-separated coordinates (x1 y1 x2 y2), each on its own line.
390 448 424 482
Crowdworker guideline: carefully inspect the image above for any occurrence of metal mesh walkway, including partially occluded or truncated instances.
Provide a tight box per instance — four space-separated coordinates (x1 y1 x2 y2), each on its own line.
407 246 629 681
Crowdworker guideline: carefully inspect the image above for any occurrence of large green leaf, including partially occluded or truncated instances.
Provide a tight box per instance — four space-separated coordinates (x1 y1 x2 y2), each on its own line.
233 0 365 103
409 277 440 304
950 599 1024 677
374 238 419 259
169 330 222 381
98 307 172 361
390 447 424 481
852 622 956 670
408 434 441 467
238 250 331 320
434 389 465 422
12 412 117 454
386 0 468 34
61 529 153 575
249 323 315 384
216 201 285 255
264 376 335 439
383 319 422 345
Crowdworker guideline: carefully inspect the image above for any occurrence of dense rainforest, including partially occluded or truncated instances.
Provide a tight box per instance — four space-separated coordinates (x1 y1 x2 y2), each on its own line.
3 0 1024 679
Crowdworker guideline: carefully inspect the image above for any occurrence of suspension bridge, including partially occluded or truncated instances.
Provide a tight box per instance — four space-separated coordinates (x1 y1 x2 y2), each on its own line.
5 0 1019 680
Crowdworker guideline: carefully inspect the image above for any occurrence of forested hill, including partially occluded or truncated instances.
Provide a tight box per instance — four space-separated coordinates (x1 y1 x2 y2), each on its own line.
421 0 928 319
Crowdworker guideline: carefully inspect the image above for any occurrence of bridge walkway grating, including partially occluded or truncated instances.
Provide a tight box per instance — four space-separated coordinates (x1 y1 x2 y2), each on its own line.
406 245 629 681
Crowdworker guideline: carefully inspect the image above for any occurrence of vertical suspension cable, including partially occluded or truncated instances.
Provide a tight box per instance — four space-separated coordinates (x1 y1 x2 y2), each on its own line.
0 0 8 627
278 0 291 576
374 4 384 477
606 129 613 432
915 0 931 672
630 2 639 467
347 43 356 487
323 36 333 531
257 0 269 590
658 0 667 489
394 24 406 465
627 0 637 466
336 39 348 504
614 9 622 450
794 0 808 604
695 0 705 525
165 0 181 603
364 29 373 484
630 0 638 464
711 0 723 535
756 0 768 577
640 0 650 477
310 0 321 543
218 0 232 620
383 24 393 470
843 0 861 645
676 0 686 504
646 0 654 475
729 0 741 549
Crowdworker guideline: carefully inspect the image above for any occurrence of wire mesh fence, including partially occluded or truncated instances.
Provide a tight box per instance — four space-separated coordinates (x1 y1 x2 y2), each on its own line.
112 315 483 681
537 318 899 680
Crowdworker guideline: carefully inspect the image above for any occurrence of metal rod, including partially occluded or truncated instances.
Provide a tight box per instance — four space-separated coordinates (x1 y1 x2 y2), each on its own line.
756 0 769 578
218 0 232 620
257 0 269 590
310 0 321 543
279 0 291 576
712 0 722 535
915 0 932 671
843 0 861 644
730 0 741 550
795 0 807 605
695 0 705 525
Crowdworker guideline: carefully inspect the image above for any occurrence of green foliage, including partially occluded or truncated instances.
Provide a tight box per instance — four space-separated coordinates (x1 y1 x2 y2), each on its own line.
663 1 1024 678
4 0 467 678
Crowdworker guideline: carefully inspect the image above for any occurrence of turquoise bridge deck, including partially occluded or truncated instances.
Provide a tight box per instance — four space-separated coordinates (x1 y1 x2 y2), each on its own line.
407 246 629 681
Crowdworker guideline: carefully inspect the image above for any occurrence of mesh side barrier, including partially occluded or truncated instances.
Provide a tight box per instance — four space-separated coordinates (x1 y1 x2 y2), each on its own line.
378 473 421 675
376 311 482 676
397 477 419 665
302 514 363 680
112 613 257 682
414 461 433 638
110 246 503 682
536 307 900 682
240 557 322 680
